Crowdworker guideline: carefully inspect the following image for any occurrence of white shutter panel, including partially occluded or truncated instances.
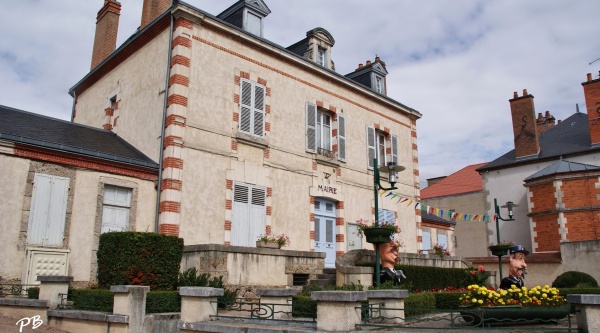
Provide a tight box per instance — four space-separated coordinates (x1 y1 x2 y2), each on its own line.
337 115 346 161
253 84 265 136
306 102 317 153
367 126 376 169
250 187 266 244
325 218 334 243
45 176 69 245
314 217 321 242
391 134 398 164
232 184 250 246
28 174 53 244
239 80 252 134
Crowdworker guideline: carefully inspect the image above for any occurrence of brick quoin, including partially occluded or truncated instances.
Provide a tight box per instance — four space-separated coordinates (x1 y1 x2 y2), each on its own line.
161 179 182 190
336 217 344 226
158 223 179 236
169 74 189 87
337 168 341 176
336 201 344 209
336 234 344 242
172 35 191 48
257 77 267 86
266 87 271 97
233 112 239 121
265 104 270 114
167 94 188 107
336 251 344 257
165 114 186 126
417 236 422 242
332 144 338 153
105 107 114 116
266 206 272 216
316 101 323 108
263 148 270 159
329 106 336 113
234 76 240 85
225 199 232 210
103 124 113 130
162 157 183 169
310 196 315 204
312 161 317 170
233 94 240 104
265 225 272 234
171 55 190 67
265 122 270 132
332 129 337 137
310 213 314 221
240 71 250 79
309 230 315 240
226 179 233 189
267 187 272 197
231 139 237 150
224 220 231 230
159 201 180 213
174 17 193 29
163 136 184 148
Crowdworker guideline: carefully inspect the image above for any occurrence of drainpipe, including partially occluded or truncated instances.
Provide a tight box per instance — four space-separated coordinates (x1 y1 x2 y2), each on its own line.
155 8 174 233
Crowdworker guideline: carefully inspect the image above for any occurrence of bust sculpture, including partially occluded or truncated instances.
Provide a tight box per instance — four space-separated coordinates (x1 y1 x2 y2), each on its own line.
374 239 406 286
499 245 529 289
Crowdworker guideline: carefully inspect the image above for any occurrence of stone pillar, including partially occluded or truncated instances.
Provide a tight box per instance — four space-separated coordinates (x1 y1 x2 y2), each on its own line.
312 291 367 332
256 288 298 319
110 285 150 333
567 294 600 333
366 289 409 324
179 287 223 323
37 276 73 309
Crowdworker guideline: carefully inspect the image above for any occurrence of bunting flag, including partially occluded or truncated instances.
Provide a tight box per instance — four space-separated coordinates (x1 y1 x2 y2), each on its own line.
378 188 494 222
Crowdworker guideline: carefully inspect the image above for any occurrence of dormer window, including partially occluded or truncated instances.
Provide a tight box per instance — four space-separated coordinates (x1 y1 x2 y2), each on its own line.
245 10 262 36
317 47 326 67
374 75 384 94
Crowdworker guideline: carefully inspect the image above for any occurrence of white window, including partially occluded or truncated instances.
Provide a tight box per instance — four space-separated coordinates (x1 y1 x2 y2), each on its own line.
374 75 384 94
367 126 387 169
27 174 69 246
391 134 398 164
306 102 346 160
101 186 132 233
378 209 396 224
239 79 265 137
317 47 326 67
245 11 262 36
438 233 448 249
422 229 431 254
231 183 266 247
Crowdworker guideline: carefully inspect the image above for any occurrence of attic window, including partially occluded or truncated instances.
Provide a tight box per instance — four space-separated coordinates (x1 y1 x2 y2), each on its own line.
374 75 384 94
245 11 262 36
317 47 326 67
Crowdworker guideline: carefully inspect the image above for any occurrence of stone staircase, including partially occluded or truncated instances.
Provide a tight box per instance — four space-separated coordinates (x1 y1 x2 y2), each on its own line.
309 268 336 287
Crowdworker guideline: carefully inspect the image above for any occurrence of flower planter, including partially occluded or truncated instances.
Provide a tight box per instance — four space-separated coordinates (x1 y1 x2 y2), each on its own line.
488 245 511 257
460 304 571 326
363 227 395 245
256 241 281 249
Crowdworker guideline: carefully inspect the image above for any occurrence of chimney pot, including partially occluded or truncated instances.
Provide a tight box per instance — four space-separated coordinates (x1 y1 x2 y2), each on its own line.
358 63 363 69
375 56 380 62
513 91 518 99
366 60 371 65
523 89 528 96
545 110 550 117
588 73 592 82
537 112 543 119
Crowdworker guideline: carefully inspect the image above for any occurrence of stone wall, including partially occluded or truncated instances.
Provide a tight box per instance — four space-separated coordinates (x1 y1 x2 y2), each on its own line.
561 240 600 283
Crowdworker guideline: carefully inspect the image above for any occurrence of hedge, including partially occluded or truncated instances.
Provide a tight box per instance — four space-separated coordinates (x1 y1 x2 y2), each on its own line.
552 271 598 289
146 291 181 313
404 292 436 317
71 289 114 312
97 232 184 290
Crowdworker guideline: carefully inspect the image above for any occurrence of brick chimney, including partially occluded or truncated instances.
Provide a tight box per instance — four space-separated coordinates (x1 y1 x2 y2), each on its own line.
536 110 556 135
91 0 121 69
582 72 600 145
509 89 540 158
140 0 171 29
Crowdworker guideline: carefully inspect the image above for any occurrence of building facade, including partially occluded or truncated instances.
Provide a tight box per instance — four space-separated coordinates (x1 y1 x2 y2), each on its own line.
69 0 422 273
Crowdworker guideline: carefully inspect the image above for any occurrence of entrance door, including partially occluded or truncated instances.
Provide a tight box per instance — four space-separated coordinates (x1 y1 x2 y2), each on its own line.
314 198 336 268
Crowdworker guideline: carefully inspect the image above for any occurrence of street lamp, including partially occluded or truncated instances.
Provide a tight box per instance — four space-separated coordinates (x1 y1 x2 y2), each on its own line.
494 198 518 280
373 157 405 285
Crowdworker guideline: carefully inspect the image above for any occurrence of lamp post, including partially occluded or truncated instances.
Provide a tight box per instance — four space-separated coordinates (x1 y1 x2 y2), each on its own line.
494 198 517 280
373 157 405 285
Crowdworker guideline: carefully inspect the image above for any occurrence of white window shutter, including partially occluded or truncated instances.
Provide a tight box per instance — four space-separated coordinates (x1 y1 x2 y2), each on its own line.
366 126 376 169
239 80 252 133
232 184 250 246
253 84 265 136
45 176 69 245
337 115 346 161
391 134 398 164
28 174 53 244
250 187 266 243
28 174 69 246
306 102 317 153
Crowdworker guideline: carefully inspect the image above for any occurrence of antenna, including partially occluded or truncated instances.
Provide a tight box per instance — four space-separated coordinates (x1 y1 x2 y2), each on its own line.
576 103 580 113
590 57 600 65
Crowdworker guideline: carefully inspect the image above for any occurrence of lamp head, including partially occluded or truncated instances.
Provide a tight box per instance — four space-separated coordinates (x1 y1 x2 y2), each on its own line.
501 201 518 219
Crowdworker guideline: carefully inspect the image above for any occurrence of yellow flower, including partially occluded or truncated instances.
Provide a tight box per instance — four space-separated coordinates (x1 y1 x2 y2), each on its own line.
472 298 478 303
542 293 547 298
478 300 483 305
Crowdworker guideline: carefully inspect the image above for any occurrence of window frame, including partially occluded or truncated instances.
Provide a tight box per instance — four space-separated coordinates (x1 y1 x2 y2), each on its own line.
100 185 132 233
317 47 327 67
239 78 266 137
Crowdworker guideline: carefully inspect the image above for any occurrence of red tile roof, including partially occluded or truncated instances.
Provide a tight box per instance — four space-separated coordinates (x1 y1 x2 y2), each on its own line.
420 162 488 199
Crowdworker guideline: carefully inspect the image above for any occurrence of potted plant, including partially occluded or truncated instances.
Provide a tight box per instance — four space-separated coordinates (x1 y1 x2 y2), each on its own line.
488 240 515 256
459 284 569 326
432 243 451 257
256 233 290 249
355 219 400 245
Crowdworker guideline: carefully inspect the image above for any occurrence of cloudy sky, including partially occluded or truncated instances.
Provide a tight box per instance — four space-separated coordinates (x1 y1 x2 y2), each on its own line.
1 0 599 188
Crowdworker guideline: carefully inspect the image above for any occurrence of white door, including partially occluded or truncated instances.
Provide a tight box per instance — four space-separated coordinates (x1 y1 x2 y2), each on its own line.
314 199 336 268
28 174 69 246
231 183 266 246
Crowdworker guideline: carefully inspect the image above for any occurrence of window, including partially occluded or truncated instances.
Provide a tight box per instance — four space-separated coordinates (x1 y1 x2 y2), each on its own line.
101 186 132 233
306 102 346 160
422 229 431 254
245 11 262 36
239 79 265 137
27 173 69 246
317 47 326 67
374 75 384 94
367 126 398 169
378 209 396 224
231 183 266 246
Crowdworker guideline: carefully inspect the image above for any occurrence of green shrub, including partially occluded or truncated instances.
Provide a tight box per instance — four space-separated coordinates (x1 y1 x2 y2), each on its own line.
291 294 317 318
404 292 435 317
177 268 210 287
552 271 598 289
71 289 113 312
558 287 600 297
27 287 39 299
433 292 463 310
146 291 181 313
355 263 472 291
97 232 184 290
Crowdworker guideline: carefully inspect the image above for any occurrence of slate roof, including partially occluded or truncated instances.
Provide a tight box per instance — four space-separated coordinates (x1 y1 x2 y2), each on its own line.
421 211 456 226
0 105 159 169
477 112 599 172
420 162 488 199
524 159 600 181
